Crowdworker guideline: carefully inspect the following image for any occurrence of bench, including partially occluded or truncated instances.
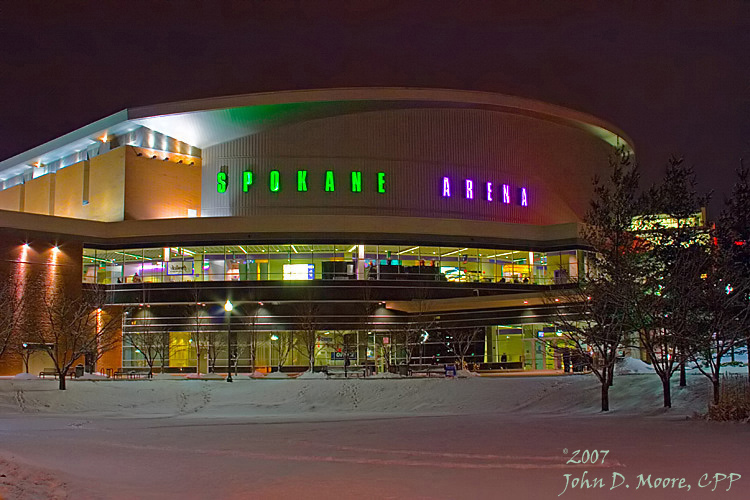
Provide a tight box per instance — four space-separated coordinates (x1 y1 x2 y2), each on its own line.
113 368 151 379
409 364 446 378
324 365 373 378
39 367 76 379
39 368 58 378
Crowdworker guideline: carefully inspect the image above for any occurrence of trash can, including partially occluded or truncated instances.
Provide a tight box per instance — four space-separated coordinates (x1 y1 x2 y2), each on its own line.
75 364 84 378
398 364 409 376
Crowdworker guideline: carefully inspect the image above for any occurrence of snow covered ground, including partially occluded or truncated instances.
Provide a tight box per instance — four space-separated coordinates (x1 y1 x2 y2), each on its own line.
0 372 748 499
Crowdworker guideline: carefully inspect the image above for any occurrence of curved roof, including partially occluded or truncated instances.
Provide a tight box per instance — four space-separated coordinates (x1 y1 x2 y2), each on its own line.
0 87 633 181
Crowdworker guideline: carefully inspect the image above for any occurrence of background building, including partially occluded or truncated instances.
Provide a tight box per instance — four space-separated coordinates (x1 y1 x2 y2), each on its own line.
0 88 632 376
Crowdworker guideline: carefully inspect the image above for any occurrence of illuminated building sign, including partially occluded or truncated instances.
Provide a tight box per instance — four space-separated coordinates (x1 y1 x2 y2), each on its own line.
217 169 387 194
441 177 529 206
216 169 528 207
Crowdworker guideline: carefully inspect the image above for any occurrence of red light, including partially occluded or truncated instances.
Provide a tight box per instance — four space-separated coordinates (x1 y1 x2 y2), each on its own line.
523 300 528 304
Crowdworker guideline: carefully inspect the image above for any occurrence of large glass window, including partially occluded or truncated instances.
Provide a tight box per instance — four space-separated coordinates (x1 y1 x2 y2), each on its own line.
84 243 581 286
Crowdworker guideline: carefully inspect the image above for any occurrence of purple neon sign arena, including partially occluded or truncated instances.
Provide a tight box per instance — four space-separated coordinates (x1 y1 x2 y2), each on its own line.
441 177 528 207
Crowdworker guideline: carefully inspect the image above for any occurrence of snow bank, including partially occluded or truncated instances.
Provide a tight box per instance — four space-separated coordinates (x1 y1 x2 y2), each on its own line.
249 370 267 379
0 372 713 420
369 372 402 379
297 370 327 380
185 372 225 380
264 371 289 379
615 356 654 375
457 369 479 378
77 372 109 380
12 373 39 380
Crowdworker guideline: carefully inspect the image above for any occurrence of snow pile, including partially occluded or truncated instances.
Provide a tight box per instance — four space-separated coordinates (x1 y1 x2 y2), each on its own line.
0 372 712 420
615 357 654 375
370 371 402 379
151 373 176 380
264 371 289 379
12 373 39 380
457 369 479 378
185 372 225 380
297 370 327 380
249 370 267 379
77 372 109 380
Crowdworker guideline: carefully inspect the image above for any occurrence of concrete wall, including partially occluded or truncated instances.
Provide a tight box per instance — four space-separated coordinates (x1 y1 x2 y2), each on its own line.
0 184 23 211
0 232 83 376
123 147 202 220
202 107 614 225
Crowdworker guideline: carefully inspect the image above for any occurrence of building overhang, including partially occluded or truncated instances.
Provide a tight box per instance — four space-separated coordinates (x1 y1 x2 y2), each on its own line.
0 209 586 251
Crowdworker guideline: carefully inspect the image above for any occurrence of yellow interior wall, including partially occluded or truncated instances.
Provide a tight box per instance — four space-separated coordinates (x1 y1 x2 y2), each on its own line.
493 332 525 362
169 332 196 368
0 185 23 211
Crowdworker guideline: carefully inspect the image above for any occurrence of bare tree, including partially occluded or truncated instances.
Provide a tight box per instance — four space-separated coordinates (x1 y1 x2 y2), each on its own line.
272 331 295 371
442 327 483 369
554 148 644 411
714 163 750 383
122 309 170 378
632 157 709 407
0 273 26 366
294 302 321 370
688 244 750 405
32 285 121 390
183 287 208 374
238 305 262 373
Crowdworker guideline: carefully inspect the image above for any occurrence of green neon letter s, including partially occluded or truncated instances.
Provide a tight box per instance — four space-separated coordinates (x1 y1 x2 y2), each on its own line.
217 172 227 193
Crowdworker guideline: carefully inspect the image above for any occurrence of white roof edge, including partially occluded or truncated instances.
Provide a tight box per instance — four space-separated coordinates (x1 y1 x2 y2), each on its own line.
1 88 634 176
0 109 131 172
129 87 634 149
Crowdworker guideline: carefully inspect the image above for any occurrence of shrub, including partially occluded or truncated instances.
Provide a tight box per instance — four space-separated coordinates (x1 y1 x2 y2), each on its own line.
707 374 750 422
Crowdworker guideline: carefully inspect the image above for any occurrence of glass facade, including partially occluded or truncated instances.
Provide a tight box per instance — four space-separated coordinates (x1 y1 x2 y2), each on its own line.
84 244 585 285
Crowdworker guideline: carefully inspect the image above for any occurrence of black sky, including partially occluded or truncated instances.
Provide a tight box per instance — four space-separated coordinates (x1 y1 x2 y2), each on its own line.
1 1 748 217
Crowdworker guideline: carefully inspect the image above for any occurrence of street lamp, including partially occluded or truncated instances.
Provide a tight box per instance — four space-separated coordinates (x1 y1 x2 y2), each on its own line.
224 300 234 382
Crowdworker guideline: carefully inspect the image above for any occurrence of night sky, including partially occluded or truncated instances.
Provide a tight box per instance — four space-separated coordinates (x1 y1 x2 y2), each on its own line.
1 1 748 217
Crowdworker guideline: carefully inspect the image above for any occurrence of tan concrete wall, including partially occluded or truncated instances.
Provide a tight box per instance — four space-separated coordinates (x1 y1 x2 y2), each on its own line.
88 148 126 221
0 184 23 211
52 149 127 222
124 147 202 220
23 174 54 215
53 160 86 218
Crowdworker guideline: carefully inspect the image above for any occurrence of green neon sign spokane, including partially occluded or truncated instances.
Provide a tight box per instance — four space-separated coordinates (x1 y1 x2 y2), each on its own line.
217 169 387 195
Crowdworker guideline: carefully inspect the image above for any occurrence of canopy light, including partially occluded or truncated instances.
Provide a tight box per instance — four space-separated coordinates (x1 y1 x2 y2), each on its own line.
224 300 234 312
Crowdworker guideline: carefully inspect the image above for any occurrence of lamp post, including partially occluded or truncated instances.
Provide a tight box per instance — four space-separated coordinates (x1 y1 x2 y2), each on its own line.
224 300 234 382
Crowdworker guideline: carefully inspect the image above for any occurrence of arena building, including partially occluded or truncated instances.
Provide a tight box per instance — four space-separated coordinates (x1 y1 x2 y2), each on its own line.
0 88 632 377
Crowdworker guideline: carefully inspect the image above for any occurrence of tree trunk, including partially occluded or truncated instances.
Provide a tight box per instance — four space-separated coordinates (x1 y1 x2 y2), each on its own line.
58 373 66 390
679 361 686 387
601 380 610 412
712 377 721 406
661 376 672 408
